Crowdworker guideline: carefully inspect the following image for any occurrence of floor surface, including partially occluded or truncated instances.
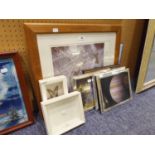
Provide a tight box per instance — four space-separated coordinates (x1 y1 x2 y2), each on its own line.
10 87 155 135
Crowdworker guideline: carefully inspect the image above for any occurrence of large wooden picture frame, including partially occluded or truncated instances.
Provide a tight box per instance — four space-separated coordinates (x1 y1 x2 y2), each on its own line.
0 52 34 134
24 23 121 115
136 20 155 93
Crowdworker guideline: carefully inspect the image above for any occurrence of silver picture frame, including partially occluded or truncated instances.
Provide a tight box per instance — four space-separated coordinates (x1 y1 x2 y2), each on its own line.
95 68 132 112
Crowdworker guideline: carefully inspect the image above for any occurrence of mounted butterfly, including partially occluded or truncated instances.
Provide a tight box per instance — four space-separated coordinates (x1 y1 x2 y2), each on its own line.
39 75 68 101
46 86 59 99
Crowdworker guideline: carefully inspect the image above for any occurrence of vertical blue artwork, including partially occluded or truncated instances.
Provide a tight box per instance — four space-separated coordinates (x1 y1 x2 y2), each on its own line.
0 58 28 131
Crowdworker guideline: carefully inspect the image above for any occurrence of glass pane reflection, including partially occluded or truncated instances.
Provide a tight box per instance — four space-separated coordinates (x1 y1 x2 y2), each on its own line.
145 36 155 83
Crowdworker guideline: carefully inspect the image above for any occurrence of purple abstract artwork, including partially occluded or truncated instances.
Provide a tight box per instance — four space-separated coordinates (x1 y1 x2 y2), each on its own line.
51 43 104 91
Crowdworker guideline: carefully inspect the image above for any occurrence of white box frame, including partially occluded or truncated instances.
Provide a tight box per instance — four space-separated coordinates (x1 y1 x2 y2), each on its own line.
41 91 85 135
39 75 68 101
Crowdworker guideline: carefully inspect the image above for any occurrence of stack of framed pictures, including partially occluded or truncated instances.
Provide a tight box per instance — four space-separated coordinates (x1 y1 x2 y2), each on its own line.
39 75 85 135
73 68 111 111
24 22 121 116
38 67 131 134
95 67 132 112
73 66 132 112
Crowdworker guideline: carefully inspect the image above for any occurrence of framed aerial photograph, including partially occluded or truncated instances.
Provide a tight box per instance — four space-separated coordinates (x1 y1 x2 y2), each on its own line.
0 52 33 134
52 43 104 91
24 22 121 115
96 68 132 112
41 91 85 135
39 75 68 101
73 74 95 111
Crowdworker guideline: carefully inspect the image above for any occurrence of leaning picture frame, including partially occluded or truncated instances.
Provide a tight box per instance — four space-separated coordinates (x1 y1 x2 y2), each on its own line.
24 22 121 115
95 68 132 112
0 52 34 134
41 91 85 135
136 20 155 93
39 75 68 101
73 73 96 111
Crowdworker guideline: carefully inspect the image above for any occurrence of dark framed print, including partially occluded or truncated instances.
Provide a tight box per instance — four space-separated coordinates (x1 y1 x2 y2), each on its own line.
24 22 121 115
73 74 96 111
0 52 34 134
96 68 132 112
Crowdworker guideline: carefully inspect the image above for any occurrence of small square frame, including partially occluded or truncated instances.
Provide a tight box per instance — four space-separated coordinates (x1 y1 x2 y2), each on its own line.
39 75 68 101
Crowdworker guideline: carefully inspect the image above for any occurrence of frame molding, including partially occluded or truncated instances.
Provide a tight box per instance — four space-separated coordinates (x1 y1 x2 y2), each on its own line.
24 22 121 115
136 20 155 93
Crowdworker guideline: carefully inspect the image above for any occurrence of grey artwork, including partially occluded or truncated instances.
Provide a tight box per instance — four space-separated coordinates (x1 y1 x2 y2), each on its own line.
51 43 104 91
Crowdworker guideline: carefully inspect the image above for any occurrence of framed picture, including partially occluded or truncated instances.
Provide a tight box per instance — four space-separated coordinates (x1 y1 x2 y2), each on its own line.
136 20 155 93
81 66 123 110
0 52 34 134
73 74 96 111
24 22 121 115
95 68 132 112
73 68 112 111
39 75 68 101
41 91 85 135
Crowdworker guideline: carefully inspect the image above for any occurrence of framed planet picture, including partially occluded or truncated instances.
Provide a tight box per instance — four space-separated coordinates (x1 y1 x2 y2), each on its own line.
96 68 132 112
0 52 33 134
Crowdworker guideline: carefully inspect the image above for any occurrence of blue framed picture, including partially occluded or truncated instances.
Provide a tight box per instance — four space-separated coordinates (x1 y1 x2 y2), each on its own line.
0 52 33 134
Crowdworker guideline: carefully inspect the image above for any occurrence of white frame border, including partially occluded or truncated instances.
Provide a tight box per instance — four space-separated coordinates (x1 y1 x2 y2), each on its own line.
41 91 85 135
37 32 116 78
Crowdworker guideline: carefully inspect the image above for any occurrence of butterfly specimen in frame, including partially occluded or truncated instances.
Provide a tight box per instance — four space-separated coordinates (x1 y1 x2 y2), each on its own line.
46 86 59 99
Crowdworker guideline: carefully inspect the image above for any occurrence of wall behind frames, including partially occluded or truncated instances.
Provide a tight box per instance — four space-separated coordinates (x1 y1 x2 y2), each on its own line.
0 19 146 109
0 20 122 71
